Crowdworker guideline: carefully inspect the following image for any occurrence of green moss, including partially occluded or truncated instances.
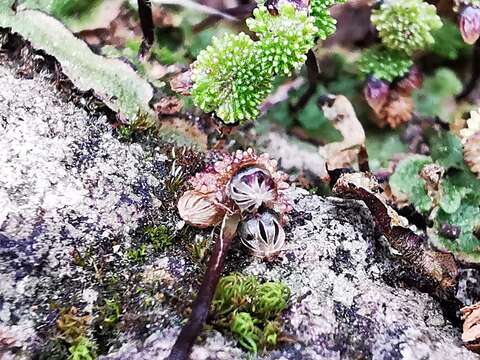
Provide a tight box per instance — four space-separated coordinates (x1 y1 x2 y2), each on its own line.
144 225 173 251
126 244 147 263
253 282 290 319
211 274 291 353
230 312 260 353
100 298 122 326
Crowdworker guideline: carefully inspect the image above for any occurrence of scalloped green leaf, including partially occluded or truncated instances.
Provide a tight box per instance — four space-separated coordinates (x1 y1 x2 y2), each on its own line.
389 155 433 213
429 132 464 169
0 7 154 122
432 202 480 263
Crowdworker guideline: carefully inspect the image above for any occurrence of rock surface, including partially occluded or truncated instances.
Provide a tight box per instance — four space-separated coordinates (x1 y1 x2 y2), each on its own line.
0 63 476 359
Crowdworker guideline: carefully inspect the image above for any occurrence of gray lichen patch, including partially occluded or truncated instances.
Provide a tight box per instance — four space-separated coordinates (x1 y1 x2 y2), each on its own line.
0 62 476 359
0 62 197 357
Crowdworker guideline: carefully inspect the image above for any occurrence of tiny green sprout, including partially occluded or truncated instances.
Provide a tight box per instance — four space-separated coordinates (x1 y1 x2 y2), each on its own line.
213 273 259 316
358 46 413 82
246 3 317 76
144 225 172 251
230 312 260 353
371 0 442 55
68 337 95 360
253 282 291 318
310 0 346 40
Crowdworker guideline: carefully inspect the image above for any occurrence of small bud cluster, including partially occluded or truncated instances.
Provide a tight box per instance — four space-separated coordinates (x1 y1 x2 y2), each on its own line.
191 33 272 123
371 0 442 55
177 148 292 259
191 1 325 124
358 46 413 83
363 67 423 128
310 0 346 40
247 3 317 76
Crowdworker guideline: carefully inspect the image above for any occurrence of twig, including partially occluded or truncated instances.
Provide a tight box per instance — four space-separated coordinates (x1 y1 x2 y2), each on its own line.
137 0 154 60
290 50 319 113
457 41 480 100
168 214 241 360
192 3 257 33
151 0 238 20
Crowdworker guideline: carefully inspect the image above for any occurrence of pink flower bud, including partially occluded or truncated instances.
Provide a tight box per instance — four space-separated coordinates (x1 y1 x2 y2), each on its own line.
363 76 390 113
459 6 480 45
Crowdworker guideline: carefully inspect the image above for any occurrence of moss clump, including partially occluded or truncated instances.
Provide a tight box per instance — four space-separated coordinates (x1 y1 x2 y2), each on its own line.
144 225 173 251
211 273 291 353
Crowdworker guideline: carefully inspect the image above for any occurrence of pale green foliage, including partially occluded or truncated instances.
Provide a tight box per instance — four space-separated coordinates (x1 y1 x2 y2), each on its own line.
0 8 154 122
434 203 480 261
357 46 413 82
213 273 259 315
247 3 317 75
389 155 433 213
371 0 442 55
310 0 346 39
413 68 462 120
191 33 272 123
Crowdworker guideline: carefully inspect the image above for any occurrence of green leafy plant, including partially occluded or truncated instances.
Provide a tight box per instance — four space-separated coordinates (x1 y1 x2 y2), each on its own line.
389 155 434 214
413 68 463 120
389 131 480 263
371 0 442 55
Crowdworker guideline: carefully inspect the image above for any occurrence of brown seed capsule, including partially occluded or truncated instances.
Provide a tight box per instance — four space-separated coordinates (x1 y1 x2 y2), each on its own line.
459 6 480 45
363 76 390 114
375 90 414 129
177 190 225 228
396 66 423 96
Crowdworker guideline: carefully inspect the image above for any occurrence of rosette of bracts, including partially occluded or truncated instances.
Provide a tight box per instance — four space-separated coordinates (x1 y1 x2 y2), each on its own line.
177 148 292 259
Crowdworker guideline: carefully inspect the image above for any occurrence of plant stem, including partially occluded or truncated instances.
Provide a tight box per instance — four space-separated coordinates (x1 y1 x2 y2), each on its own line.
138 0 154 59
168 214 240 360
457 41 480 100
290 50 318 113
